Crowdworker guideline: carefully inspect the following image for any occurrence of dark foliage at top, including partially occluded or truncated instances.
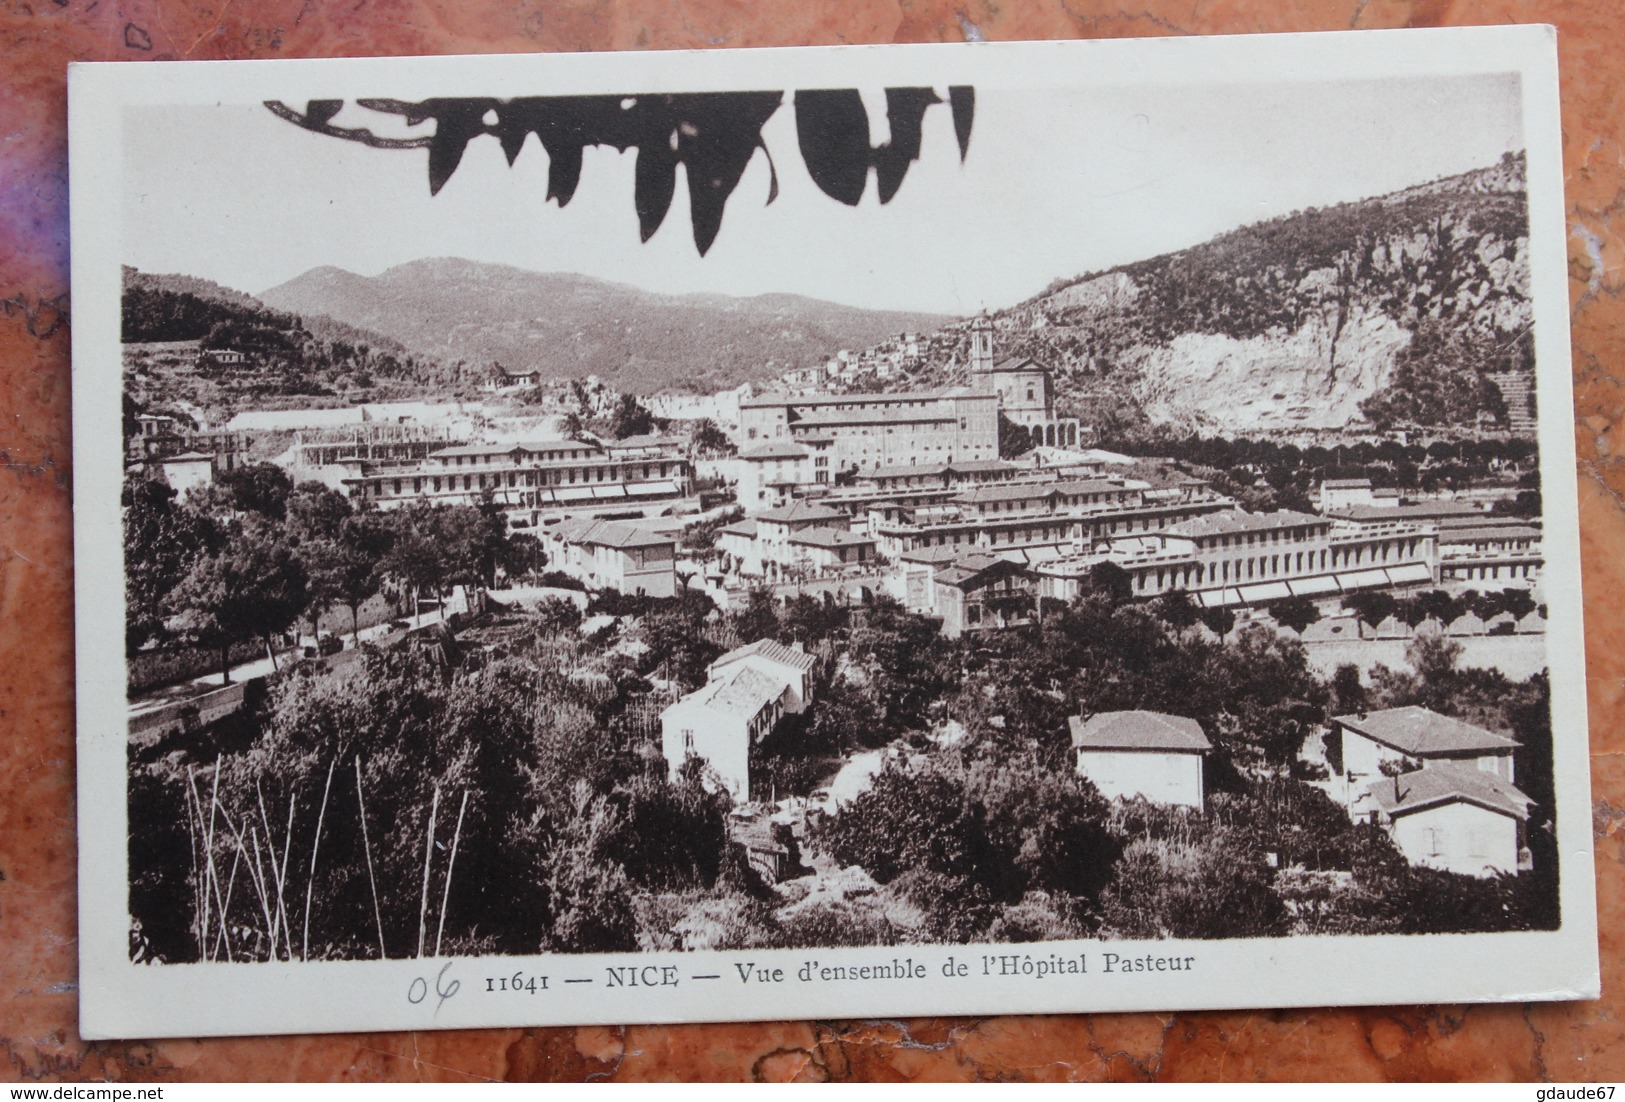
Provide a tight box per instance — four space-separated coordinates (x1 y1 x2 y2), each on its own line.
269 88 971 255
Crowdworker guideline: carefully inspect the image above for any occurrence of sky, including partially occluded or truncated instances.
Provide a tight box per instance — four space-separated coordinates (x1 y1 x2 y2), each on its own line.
121 72 1523 317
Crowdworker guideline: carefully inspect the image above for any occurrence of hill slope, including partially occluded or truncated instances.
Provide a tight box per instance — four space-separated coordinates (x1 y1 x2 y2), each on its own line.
975 152 1534 434
258 259 951 395
121 267 459 415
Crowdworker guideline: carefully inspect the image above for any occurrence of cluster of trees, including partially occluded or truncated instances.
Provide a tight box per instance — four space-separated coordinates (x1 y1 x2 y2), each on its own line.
1340 586 1539 632
125 463 538 685
1360 321 1527 431
1106 431 1540 518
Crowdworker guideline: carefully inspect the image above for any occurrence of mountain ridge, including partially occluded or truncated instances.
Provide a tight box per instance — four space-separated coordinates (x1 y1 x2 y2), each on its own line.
258 259 953 394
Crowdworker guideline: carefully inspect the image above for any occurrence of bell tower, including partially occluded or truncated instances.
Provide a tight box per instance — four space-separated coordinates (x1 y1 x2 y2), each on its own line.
969 312 994 373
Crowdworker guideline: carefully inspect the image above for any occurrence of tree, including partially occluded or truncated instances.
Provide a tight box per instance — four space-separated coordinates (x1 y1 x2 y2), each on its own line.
1342 589 1397 629
997 413 1033 458
1086 561 1134 605
733 587 781 645
299 537 346 643
1268 595 1321 635
211 463 295 520
335 514 394 643
689 418 733 456
167 524 310 683
123 477 219 652
499 532 544 582
1329 663 1366 717
381 512 445 625
432 502 509 590
609 393 657 440
536 782 638 952
285 482 354 543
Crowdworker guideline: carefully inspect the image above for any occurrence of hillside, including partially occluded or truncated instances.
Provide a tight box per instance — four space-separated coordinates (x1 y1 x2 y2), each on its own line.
257 259 951 395
965 153 1535 435
121 267 461 418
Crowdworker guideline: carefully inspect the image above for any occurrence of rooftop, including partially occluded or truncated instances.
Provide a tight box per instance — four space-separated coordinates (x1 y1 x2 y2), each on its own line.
605 433 683 451
718 519 759 538
553 518 674 550
711 637 818 675
1334 706 1519 756
1364 763 1532 821
1440 526 1542 542
689 665 790 720
1330 501 1486 523
953 478 1133 505
791 407 958 426
863 459 1015 481
738 441 810 461
934 554 1032 589
430 439 597 459
788 527 877 548
1165 509 1327 539
1321 478 1374 490
756 501 846 525
741 389 957 408
1069 711 1212 753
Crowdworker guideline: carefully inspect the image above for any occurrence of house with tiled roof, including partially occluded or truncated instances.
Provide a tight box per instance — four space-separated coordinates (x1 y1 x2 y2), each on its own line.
787 527 877 573
538 518 677 598
709 638 819 713
927 553 1035 638
1068 711 1212 809
1360 763 1533 876
662 638 815 799
1331 705 1519 790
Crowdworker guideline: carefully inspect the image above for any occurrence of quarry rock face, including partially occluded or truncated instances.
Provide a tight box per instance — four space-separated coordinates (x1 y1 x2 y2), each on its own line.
1129 304 1412 431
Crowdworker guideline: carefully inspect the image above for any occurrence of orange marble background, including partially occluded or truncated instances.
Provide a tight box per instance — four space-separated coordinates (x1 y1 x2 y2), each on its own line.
3 0 1622 1082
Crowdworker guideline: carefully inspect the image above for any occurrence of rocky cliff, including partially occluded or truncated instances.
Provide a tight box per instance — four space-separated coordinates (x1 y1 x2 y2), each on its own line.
994 152 1533 434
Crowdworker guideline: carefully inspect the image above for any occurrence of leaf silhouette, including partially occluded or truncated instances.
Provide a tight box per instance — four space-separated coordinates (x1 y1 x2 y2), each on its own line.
949 86 975 160
874 87 941 203
792 90 871 206
265 87 969 254
794 87 967 206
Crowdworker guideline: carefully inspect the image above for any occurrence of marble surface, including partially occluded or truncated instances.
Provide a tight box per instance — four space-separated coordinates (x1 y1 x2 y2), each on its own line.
2 0 1622 1082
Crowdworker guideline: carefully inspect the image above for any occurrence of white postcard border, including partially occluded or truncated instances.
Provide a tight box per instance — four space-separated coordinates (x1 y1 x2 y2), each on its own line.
70 26 1599 1040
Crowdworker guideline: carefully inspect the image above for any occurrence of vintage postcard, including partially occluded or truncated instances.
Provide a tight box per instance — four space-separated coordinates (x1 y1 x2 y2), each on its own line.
70 26 1598 1039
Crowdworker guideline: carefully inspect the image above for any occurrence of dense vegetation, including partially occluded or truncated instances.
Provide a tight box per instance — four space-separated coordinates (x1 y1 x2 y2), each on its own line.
129 553 1559 960
124 463 537 677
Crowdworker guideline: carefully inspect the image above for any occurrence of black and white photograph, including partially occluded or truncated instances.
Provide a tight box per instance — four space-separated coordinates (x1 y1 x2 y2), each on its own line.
70 29 1598 1038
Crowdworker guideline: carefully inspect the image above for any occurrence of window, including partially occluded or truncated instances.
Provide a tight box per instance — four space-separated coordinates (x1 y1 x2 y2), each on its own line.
682 729 695 752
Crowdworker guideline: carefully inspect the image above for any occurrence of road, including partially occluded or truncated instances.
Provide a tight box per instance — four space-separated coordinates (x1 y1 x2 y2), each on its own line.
127 602 452 723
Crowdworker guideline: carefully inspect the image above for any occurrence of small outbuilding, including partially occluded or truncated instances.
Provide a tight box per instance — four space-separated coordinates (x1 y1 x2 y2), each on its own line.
1361 763 1533 877
1069 710 1212 810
